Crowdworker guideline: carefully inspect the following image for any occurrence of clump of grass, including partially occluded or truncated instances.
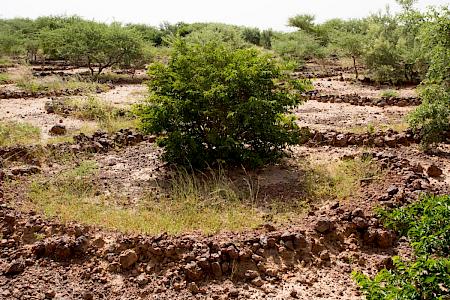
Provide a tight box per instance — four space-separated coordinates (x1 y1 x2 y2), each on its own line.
305 156 381 201
63 96 138 133
349 122 409 134
26 163 264 235
16 75 109 94
380 89 399 98
0 121 41 147
0 73 11 84
0 56 13 67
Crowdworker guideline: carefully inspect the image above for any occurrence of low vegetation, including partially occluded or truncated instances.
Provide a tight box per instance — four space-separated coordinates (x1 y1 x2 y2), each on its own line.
23 155 380 234
354 194 450 299
0 72 10 84
306 156 381 202
0 121 41 147
380 90 399 98
64 96 138 133
16 75 109 94
26 161 265 234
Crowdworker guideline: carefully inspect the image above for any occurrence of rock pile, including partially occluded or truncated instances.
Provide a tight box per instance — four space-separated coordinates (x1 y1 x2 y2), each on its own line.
304 91 421 107
299 127 418 148
0 85 111 99
0 129 152 165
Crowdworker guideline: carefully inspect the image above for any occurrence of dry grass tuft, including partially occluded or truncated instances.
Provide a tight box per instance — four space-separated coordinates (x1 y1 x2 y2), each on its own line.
26 162 264 235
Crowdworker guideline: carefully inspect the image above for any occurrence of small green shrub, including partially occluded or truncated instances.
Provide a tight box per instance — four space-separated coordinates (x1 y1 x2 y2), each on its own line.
408 8 450 148
136 38 310 168
354 194 450 300
380 89 399 98
380 194 450 256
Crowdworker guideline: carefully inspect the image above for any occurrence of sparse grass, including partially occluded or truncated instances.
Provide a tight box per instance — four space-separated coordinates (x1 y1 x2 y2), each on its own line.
24 155 381 235
16 75 109 94
45 124 99 144
0 73 10 84
0 57 13 67
26 162 265 235
305 156 381 201
62 96 138 133
380 89 399 98
0 121 41 147
348 121 409 134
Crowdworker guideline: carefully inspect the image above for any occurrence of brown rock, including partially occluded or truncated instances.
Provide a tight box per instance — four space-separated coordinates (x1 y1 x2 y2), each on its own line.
119 249 138 269
314 218 334 234
427 164 443 178
49 124 67 136
5 259 25 275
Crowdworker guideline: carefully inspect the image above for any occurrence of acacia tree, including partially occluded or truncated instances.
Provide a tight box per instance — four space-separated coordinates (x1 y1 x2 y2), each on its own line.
334 32 365 79
41 20 143 76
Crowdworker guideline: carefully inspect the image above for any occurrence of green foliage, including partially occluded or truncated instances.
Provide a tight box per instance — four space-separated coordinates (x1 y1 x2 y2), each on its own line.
272 31 324 64
40 20 144 76
354 256 450 300
182 23 249 49
288 14 316 34
380 89 400 98
136 38 309 168
333 31 365 79
380 194 450 256
242 27 261 45
408 7 450 147
0 73 10 84
354 194 450 300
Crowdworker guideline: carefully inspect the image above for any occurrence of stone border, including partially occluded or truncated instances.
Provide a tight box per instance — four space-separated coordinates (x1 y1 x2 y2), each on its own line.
304 91 421 107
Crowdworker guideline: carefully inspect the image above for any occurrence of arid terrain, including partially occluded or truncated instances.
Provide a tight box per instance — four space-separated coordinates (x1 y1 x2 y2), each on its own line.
1 61 449 300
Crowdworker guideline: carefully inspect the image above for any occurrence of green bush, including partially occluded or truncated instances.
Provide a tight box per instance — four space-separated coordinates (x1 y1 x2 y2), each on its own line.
354 194 450 299
408 8 450 148
136 38 309 168
272 31 323 64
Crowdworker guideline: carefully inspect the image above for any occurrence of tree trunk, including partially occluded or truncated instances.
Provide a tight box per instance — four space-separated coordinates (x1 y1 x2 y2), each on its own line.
352 56 358 80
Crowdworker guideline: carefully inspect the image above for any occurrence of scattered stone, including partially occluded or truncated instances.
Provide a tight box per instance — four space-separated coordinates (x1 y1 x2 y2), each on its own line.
136 274 149 287
251 277 264 287
314 218 334 234
49 124 67 136
10 165 41 176
187 282 199 294
387 185 399 196
4 259 25 275
427 164 443 178
119 249 138 269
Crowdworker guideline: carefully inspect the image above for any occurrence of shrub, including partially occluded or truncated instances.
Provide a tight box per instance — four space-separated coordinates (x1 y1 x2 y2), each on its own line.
408 8 450 148
272 31 323 64
380 89 399 98
136 38 309 168
354 194 450 299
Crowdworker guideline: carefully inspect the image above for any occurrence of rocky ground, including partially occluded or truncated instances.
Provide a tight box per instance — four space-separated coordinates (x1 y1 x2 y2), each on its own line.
0 62 449 299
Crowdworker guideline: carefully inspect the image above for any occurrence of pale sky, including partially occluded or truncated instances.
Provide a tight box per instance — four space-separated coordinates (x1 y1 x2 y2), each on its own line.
2 0 449 31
